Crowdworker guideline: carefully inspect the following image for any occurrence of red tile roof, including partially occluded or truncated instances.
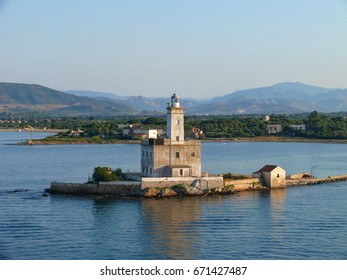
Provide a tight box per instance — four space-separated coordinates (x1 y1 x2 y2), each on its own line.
252 165 279 174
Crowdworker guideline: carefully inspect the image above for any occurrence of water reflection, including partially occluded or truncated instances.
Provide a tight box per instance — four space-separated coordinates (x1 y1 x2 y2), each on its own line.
140 198 204 259
268 189 287 257
91 198 144 259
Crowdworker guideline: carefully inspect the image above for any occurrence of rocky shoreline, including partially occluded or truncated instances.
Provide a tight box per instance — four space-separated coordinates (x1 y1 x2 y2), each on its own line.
48 174 347 199
48 182 267 198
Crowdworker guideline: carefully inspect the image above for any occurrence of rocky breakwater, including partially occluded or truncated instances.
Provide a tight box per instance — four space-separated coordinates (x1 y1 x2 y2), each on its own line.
142 184 236 198
286 174 347 187
49 180 233 198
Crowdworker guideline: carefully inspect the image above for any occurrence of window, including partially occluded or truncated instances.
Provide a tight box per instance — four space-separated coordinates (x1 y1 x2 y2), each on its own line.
176 136 179 141
176 152 180 158
191 152 196 157
150 168 152 174
180 169 183 176
176 118 180 125
277 174 280 178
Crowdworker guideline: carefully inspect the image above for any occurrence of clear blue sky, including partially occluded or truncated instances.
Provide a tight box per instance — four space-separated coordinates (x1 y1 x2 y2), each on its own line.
1 0 347 98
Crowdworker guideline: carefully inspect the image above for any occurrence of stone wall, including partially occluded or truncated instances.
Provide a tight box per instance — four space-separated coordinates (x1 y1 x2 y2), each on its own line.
224 178 262 191
50 181 142 196
123 172 142 181
141 176 224 190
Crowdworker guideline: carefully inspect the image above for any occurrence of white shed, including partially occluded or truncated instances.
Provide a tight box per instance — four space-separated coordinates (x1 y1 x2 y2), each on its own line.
252 165 286 188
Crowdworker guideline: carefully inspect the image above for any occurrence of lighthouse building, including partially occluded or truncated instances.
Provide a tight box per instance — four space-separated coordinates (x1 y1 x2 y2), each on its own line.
141 94 201 177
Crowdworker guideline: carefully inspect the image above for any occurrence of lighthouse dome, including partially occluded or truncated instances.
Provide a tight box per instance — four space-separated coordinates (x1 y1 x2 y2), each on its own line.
171 93 180 107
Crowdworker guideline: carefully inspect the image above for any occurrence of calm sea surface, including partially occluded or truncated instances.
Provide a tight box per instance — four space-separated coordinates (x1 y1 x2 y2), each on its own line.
1 132 347 260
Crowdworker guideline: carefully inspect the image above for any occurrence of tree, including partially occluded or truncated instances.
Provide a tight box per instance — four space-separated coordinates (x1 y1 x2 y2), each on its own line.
91 167 122 183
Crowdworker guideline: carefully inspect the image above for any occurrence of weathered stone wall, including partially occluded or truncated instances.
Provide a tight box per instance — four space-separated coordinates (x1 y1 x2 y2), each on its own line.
272 167 286 188
224 178 262 191
50 182 142 196
271 176 286 188
141 176 223 189
123 172 142 181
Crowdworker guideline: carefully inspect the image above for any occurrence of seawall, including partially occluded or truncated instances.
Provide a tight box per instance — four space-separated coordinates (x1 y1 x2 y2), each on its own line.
49 176 226 197
50 182 142 196
141 176 223 189
224 178 263 192
48 174 347 198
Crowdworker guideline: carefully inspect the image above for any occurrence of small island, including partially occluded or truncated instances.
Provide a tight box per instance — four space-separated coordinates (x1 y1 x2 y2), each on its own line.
48 95 347 198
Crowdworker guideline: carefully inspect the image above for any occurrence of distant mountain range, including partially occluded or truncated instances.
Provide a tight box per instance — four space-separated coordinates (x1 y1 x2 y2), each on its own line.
188 82 344 114
65 90 204 113
1 81 347 116
0 83 135 116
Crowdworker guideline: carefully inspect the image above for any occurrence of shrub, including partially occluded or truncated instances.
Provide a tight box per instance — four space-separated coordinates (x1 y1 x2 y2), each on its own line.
92 166 122 183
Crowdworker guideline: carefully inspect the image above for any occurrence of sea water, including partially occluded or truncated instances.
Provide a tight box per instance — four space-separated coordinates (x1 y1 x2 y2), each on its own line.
0 132 347 259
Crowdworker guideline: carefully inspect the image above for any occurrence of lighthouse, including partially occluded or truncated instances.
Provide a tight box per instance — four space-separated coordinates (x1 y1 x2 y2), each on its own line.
140 94 201 178
166 93 184 144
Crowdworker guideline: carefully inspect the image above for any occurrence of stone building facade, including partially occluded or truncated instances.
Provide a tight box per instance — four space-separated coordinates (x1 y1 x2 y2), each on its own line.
141 94 201 177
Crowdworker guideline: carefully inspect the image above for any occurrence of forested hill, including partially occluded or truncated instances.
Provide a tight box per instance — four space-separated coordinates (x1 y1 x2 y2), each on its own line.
0 83 80 104
0 82 135 116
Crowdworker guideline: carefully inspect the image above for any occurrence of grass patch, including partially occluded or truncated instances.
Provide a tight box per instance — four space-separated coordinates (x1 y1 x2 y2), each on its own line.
223 173 252 180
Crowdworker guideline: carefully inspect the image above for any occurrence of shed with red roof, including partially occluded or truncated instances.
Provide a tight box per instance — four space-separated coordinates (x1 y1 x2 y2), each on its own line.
252 165 286 188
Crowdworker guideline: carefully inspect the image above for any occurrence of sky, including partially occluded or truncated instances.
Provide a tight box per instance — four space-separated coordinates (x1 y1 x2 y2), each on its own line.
0 0 347 98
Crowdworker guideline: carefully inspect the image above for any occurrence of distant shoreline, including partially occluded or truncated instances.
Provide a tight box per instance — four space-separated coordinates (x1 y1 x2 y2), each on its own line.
9 135 347 145
202 137 347 144
0 128 68 133
2 128 346 144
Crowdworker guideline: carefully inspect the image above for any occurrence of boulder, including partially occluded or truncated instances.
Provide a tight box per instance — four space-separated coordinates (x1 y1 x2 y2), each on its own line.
142 188 158 197
160 188 178 197
184 186 205 196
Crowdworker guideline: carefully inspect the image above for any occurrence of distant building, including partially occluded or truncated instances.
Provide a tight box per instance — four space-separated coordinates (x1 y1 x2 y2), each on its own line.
288 124 306 131
123 128 158 139
69 129 84 136
252 165 286 188
263 115 270 122
266 124 282 134
188 127 204 139
141 94 201 177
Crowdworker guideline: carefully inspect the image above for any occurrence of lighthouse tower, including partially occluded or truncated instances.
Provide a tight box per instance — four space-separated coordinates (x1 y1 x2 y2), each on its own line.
166 93 184 144
141 94 201 177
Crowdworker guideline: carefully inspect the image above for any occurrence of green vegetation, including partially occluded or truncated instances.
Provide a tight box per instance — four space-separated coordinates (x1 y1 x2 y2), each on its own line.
91 167 122 183
186 111 347 140
3 111 347 142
